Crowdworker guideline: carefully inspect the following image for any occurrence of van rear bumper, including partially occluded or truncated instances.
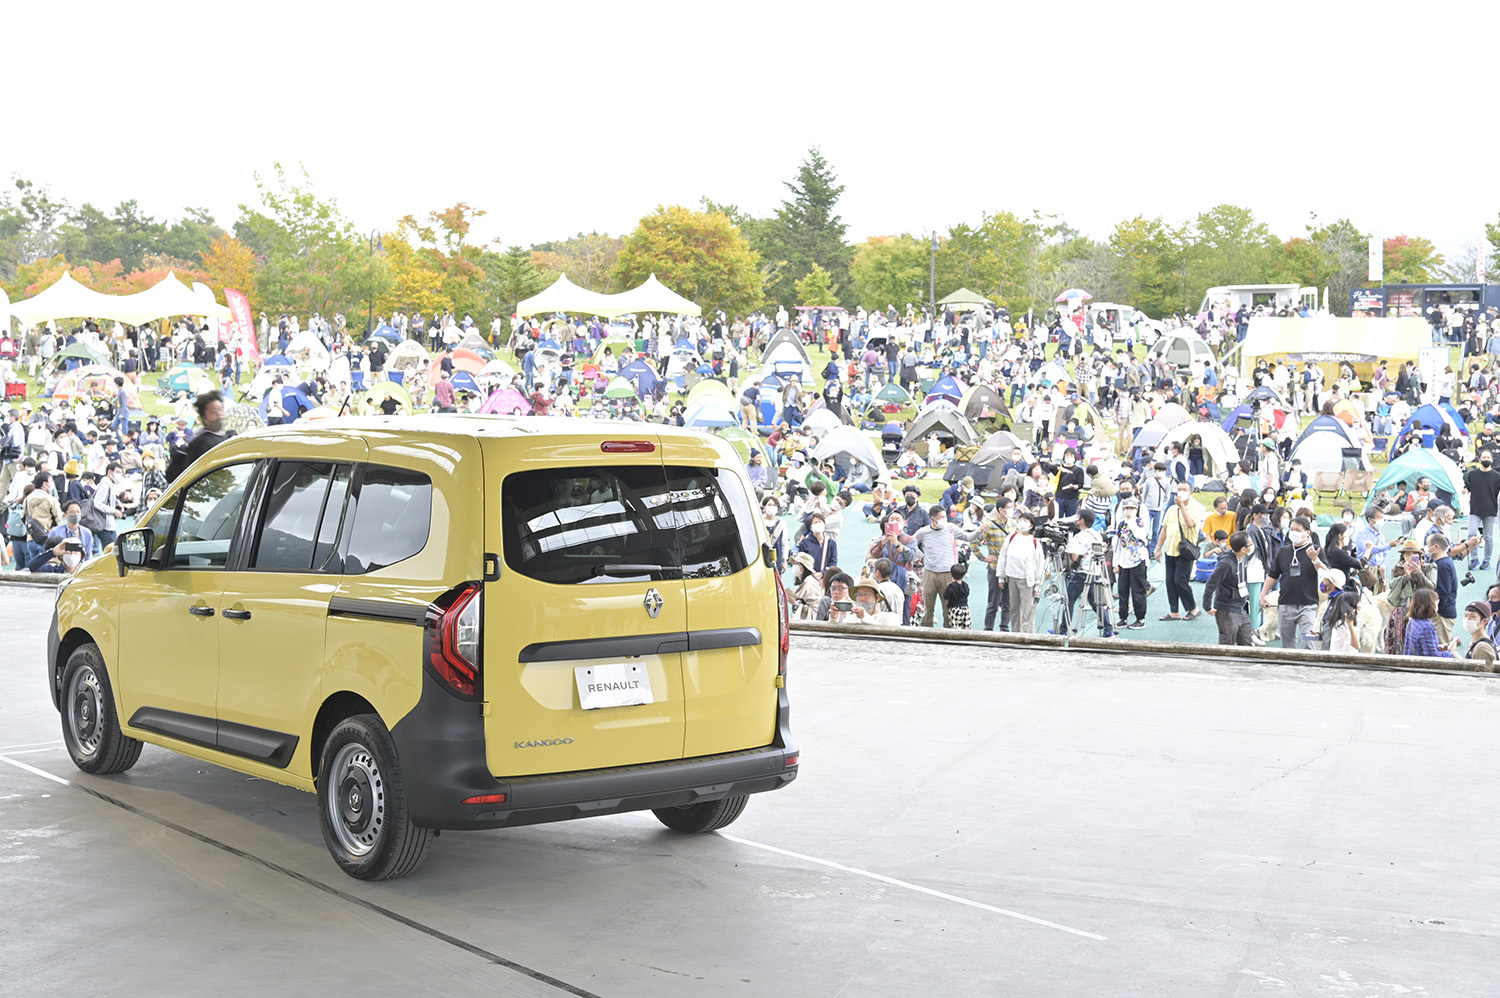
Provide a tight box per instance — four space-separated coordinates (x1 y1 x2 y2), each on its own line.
390 673 797 830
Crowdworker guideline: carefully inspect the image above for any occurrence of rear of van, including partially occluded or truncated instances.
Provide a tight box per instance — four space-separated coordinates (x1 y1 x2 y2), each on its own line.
396 421 796 830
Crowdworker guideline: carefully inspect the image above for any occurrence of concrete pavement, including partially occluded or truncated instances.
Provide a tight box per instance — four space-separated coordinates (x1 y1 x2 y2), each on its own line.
2 586 1494 996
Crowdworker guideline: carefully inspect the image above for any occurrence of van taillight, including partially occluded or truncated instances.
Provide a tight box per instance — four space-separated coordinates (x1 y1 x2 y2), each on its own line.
424 582 482 700
773 570 789 676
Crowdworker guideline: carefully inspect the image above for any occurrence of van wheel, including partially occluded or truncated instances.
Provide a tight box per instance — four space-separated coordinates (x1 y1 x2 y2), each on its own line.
317 714 432 880
652 795 749 833
60 644 143 774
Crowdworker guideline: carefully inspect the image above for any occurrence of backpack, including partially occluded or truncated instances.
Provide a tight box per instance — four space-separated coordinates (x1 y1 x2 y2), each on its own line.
4 501 27 539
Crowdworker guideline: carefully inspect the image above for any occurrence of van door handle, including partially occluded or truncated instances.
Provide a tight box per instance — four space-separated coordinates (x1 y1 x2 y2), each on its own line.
188 605 215 617
222 608 251 621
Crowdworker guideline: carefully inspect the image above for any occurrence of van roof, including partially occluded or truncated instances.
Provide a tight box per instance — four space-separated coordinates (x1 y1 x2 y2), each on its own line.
241 414 723 446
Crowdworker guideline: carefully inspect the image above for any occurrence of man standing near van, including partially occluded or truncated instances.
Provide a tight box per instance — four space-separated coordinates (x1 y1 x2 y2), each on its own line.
911 504 982 628
166 391 233 484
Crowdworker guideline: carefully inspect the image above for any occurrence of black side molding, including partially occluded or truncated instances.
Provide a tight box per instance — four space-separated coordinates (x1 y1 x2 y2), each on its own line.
518 627 760 663
128 708 300 769
327 596 428 625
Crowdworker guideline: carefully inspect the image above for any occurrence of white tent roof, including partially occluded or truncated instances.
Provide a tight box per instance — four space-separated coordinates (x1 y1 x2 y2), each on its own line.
190 281 232 319
809 424 886 476
99 272 209 325
9 272 129 324
516 273 618 318
1153 421 1241 479
606 274 701 317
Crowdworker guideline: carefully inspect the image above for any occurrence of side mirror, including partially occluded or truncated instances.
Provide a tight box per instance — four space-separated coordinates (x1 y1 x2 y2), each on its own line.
116 528 155 576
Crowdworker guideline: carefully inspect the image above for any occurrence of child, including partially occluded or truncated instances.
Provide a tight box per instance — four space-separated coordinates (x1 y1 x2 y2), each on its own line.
944 561 972 629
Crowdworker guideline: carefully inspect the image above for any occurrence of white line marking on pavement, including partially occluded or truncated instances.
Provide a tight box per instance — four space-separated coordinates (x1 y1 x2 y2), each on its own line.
0 755 72 787
0 745 65 756
0 741 63 754
719 833 1107 941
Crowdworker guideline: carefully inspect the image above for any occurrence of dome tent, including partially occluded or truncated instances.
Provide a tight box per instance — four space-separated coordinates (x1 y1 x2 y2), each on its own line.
1364 447 1464 514
1153 421 1241 480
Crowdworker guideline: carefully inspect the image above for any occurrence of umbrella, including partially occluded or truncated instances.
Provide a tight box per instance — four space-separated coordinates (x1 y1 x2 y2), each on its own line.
1054 288 1092 303
681 400 739 429
604 376 639 399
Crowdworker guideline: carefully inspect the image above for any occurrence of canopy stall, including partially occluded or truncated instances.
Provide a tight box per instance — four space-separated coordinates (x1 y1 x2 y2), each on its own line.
936 287 994 312
605 274 702 317
9 272 128 324
1240 316 1429 382
516 274 619 318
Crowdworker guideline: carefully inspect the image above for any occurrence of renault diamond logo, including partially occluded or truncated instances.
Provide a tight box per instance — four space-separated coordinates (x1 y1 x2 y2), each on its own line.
644 588 664 618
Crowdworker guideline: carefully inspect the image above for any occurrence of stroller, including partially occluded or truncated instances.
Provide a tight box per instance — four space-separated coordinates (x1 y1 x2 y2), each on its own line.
880 421 903 463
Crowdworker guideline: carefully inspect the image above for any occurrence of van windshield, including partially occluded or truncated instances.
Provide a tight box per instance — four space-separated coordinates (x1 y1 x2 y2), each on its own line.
502 465 756 585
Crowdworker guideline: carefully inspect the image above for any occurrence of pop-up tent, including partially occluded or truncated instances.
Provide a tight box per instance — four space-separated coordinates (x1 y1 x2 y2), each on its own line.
903 402 979 448
809 424 886 477
1390 402 1469 456
1153 421 1242 479
759 328 815 383
960 383 1010 421
1290 415 1370 474
936 287 994 311
924 375 967 407
1365 448 1465 514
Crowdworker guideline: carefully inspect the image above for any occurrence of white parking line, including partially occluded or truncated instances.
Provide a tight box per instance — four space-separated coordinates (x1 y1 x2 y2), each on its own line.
0 754 72 787
0 745 65 756
719 833 1108 941
0 741 63 754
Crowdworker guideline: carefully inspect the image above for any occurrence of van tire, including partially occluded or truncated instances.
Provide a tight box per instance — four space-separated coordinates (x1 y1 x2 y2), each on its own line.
652 795 749 833
317 714 432 880
60 643 143 775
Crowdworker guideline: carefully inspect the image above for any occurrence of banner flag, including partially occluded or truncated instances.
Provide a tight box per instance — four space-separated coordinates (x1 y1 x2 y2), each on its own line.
224 288 259 364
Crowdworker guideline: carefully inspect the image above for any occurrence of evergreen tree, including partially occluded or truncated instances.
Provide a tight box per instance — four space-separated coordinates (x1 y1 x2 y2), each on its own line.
754 147 851 309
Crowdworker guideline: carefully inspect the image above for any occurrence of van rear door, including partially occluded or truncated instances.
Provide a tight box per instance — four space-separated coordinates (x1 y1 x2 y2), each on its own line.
483 435 690 776
656 435 780 758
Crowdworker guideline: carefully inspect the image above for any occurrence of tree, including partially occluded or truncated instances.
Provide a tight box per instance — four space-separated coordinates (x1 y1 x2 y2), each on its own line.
530 232 624 292
849 235 928 311
752 147 850 307
1182 204 1281 295
793 263 839 306
199 235 259 311
935 211 1039 315
376 229 448 317
1383 234 1444 284
482 246 552 334
1437 243 1494 284
611 204 762 317
0 176 67 281
1109 216 1190 318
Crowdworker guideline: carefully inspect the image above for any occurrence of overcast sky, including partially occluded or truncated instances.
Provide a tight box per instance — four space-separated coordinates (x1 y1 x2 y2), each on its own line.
9 0 1498 263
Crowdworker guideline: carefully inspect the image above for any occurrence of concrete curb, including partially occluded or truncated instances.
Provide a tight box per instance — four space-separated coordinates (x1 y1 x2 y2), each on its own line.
0 571 62 587
790 619 1498 675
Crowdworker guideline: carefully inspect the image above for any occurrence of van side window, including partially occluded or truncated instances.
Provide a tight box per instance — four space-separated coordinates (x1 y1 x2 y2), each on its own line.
166 463 256 570
251 462 348 573
343 467 432 574
136 496 179 568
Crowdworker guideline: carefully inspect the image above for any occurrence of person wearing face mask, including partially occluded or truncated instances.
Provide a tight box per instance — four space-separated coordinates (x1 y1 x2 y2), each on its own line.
796 513 837 575
1203 531 1255 646
786 552 825 621
30 498 93 575
1352 508 1390 589
900 486 930 536
999 510 1047 633
1461 601 1496 669
762 500 788 574
977 498 1013 631
1263 515 1325 649
87 461 128 550
1055 449 1085 518
166 390 234 484
1111 498 1151 629
1140 463 1171 547
1462 449 1500 572
1153 483 1204 621
1321 523 1362 592
911 503 983 627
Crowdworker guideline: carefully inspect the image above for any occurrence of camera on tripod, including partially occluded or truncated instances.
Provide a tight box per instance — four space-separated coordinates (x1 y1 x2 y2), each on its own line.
1031 520 1076 550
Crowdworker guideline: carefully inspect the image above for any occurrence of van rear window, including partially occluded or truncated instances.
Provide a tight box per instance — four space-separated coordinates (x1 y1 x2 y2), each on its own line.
502 465 757 585
343 467 432 574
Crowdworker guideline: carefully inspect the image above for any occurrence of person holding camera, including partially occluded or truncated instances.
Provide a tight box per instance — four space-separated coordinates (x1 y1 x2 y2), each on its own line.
28 498 93 574
1153 482 1204 621
1061 509 1115 637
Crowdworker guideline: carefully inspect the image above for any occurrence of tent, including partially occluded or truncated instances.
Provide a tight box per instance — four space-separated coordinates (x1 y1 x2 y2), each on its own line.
1289 415 1369 474
385 339 430 372
960 383 1011 421
481 358 517 379
664 342 703 384
803 407 844 433
809 424 886 477
104 272 207 325
49 341 109 367
603 376 639 399
606 274 702 317
189 282 232 319
759 328 816 383
479 387 532 415
285 333 331 371
1242 384 1289 408
358 380 413 415
865 381 917 421
1035 360 1071 386
593 336 637 364
259 385 316 423
454 331 493 356
449 371 481 395
367 325 402 344
713 425 768 466
1390 403 1469 457
9 272 132 324
619 358 662 398
686 378 734 406
262 353 294 368
903 402 979 448
1150 332 1215 372
973 430 1036 467
1131 419 1169 450
158 364 215 397
936 287 994 311
681 400 739 429
1241 315 1429 382
1364 448 1465 514
923 375 967 407
1153 422 1241 479
53 364 140 407
516 273 617 318
1220 402 1291 434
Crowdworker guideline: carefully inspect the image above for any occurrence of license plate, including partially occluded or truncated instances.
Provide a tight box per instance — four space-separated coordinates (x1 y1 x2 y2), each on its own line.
575 663 654 710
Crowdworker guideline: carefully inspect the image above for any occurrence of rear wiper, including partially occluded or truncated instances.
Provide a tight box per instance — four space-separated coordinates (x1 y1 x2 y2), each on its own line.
590 563 683 578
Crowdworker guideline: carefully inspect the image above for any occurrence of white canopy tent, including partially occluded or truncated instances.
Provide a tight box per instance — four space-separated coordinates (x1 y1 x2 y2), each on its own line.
105 272 207 325
190 281 232 319
606 274 702 317
516 274 620 318
9 270 226 326
9 272 129 324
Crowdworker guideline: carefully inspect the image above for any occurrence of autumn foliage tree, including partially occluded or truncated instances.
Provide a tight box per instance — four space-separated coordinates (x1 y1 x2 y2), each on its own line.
610 205 762 317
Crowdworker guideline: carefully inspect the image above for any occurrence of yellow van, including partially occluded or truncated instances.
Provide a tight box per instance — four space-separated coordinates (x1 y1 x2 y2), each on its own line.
46 417 797 879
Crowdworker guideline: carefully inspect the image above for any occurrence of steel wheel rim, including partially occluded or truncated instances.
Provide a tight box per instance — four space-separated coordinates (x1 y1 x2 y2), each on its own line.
326 743 385 857
68 665 103 758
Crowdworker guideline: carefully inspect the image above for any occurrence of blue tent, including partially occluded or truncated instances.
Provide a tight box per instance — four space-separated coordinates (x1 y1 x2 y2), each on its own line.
1220 404 1253 431
1390 403 1467 457
619 358 661 397
536 338 562 352
368 325 401 343
262 353 294 368
449 371 481 395
924 375 966 407
259 385 315 423
1293 414 1355 450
